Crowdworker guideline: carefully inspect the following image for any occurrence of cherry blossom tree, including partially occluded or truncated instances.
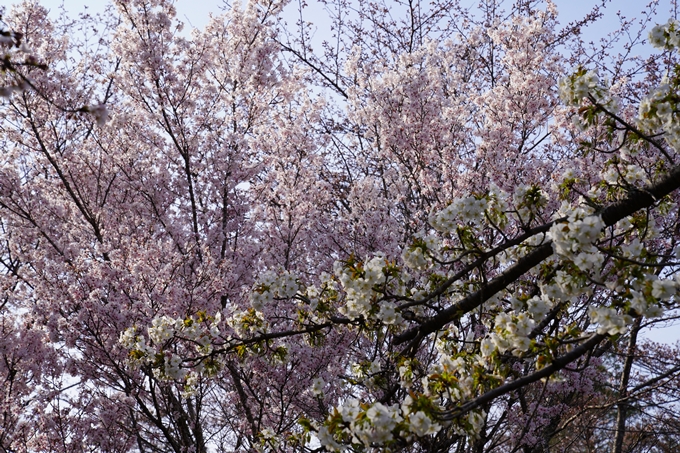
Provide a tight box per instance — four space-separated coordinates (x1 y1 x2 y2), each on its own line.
2 0 680 452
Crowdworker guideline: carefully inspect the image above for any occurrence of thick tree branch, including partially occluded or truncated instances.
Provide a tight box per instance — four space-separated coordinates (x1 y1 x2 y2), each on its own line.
395 164 680 350
439 334 606 420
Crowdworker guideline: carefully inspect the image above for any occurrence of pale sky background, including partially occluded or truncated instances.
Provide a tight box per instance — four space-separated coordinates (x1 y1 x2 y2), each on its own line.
8 0 680 345
18 0 680 41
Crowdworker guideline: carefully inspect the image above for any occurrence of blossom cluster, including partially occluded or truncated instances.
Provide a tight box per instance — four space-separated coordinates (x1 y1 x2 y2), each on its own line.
586 273 677 336
481 310 536 356
227 308 267 338
588 307 631 335
119 311 221 382
318 396 451 450
558 69 619 118
513 184 548 221
425 351 478 402
401 234 441 271
548 209 604 271
617 275 675 320
250 270 299 312
334 256 391 321
429 196 488 232
649 19 680 49
7 0 680 451
638 76 680 150
338 400 403 446
314 306 494 449
601 163 650 188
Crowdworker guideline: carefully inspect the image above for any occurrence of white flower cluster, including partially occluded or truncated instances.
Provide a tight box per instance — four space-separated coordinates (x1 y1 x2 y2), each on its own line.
589 307 631 335
558 70 618 112
318 395 447 450
589 275 676 335
227 309 266 337
466 411 486 438
621 238 643 258
250 270 299 311
649 19 680 49
401 395 442 437
402 245 429 271
628 288 662 318
401 233 440 270
549 210 604 273
160 353 186 380
426 353 476 401
377 302 404 325
119 312 221 381
336 400 403 447
601 164 650 187
638 78 680 150
481 311 535 356
512 184 548 221
119 326 154 355
513 184 546 206
310 377 325 396
148 315 183 344
335 256 387 320
430 196 488 232
316 426 344 452
119 323 188 380
318 349 489 450
295 274 336 323
558 70 598 104
636 276 675 316
120 315 188 355
398 360 415 388
526 295 553 321
181 371 200 398
651 278 677 301
407 411 441 437
412 364 486 438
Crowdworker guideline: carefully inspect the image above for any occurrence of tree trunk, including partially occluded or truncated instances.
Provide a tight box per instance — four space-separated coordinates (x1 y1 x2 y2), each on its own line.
611 317 642 453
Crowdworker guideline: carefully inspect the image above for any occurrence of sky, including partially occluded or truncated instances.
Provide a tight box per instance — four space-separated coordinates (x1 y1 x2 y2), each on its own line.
22 0 680 39
12 0 678 62
9 0 680 345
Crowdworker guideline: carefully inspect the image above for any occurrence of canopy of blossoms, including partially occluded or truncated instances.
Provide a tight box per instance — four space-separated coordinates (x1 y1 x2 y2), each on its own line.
1 1 680 452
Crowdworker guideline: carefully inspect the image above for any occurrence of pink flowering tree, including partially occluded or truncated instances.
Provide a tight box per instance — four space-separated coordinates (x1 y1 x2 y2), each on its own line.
1 0 680 452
